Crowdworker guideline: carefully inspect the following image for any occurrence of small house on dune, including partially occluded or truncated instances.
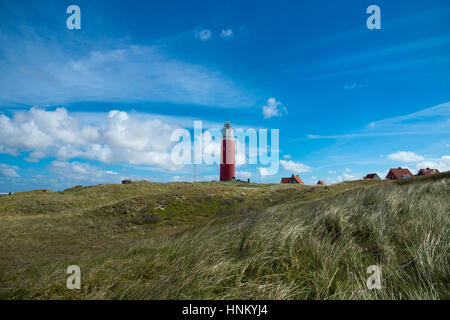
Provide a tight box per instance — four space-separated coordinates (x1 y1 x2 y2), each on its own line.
281 174 304 184
317 180 326 185
416 168 440 176
364 173 380 180
386 167 413 180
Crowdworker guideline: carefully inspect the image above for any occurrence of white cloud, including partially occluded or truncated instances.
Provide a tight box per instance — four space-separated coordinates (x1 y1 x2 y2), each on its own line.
368 102 450 130
388 151 425 162
48 161 121 184
0 107 181 171
307 102 450 139
201 175 218 181
1 108 283 174
283 154 291 159
280 160 311 173
0 164 19 177
258 167 271 176
196 29 212 41
220 29 233 39
236 170 251 179
262 97 287 119
416 155 450 172
326 170 360 184
343 173 357 180
325 167 360 183
0 37 253 108
326 176 342 184
170 175 187 182
416 161 438 170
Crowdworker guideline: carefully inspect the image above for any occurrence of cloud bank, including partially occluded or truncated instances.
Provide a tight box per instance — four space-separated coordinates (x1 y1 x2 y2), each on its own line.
280 160 311 173
0 164 19 177
0 107 180 171
0 34 253 108
388 151 425 162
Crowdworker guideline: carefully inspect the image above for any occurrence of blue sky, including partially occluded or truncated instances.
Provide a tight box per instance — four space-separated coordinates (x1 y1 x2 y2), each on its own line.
0 0 449 191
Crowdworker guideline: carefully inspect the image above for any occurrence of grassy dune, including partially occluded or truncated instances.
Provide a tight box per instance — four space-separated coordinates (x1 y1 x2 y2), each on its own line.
0 173 448 299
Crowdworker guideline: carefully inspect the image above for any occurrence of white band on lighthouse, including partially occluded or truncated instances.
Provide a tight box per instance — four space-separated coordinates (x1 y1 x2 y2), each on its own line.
223 128 234 140
222 120 234 140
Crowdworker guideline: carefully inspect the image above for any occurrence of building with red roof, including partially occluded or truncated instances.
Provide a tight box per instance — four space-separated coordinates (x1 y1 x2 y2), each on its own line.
317 180 326 185
280 174 304 184
364 173 381 180
386 167 413 180
416 168 440 176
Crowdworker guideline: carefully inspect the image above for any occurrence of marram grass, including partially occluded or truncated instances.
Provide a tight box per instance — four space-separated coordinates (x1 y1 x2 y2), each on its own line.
0 173 448 299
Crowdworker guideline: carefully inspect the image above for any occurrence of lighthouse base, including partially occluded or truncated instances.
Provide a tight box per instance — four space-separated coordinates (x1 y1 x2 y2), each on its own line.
220 164 235 181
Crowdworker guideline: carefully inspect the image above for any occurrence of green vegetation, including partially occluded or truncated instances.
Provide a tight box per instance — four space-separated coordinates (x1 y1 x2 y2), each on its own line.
0 173 448 299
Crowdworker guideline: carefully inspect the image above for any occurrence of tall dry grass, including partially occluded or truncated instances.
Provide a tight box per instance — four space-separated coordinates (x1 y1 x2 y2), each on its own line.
124 175 449 299
2 174 449 299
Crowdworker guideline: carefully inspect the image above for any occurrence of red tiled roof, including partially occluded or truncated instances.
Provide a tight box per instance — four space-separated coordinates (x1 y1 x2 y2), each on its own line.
364 173 379 179
417 168 440 176
293 175 304 184
386 168 413 180
280 175 304 184
317 180 326 185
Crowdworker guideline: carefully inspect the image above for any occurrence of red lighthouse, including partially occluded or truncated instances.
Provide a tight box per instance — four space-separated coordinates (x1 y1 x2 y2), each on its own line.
220 120 235 181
